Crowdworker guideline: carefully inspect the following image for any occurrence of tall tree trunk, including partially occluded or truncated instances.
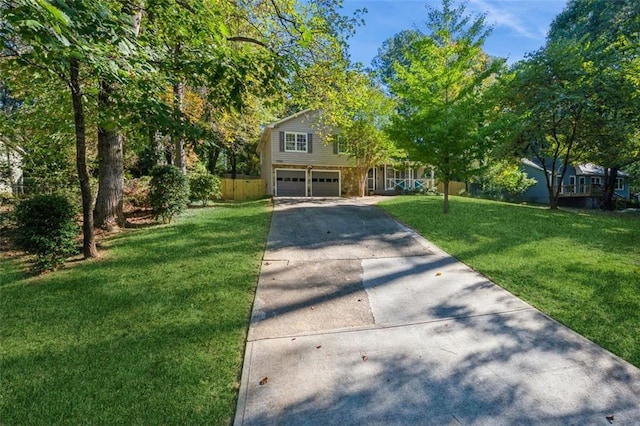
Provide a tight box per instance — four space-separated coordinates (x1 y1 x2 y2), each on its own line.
601 167 618 211
70 58 98 258
229 147 237 179
207 146 221 175
94 78 124 229
358 168 367 197
443 179 450 214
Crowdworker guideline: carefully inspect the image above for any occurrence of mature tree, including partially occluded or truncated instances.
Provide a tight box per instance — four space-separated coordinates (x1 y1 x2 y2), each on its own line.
381 0 502 213
93 1 144 229
316 69 399 197
371 29 422 85
1 0 137 257
0 75 78 194
496 41 588 209
548 0 640 210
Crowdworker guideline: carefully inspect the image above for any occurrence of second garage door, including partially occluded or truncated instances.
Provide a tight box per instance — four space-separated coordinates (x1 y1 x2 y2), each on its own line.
276 170 306 196
311 171 340 197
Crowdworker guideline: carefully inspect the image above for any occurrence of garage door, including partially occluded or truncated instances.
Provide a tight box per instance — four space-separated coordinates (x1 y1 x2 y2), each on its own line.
276 170 306 196
311 171 340 197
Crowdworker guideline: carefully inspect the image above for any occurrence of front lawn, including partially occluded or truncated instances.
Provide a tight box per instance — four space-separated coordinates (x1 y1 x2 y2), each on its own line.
0 200 271 424
379 196 640 367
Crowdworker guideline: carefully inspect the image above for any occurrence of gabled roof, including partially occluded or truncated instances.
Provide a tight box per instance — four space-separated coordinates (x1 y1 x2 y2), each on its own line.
575 163 629 177
264 108 313 129
521 158 630 177
520 158 544 171
257 109 315 154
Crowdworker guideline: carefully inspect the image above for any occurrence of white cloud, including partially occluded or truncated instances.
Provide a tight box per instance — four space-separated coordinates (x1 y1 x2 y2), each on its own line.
468 0 554 39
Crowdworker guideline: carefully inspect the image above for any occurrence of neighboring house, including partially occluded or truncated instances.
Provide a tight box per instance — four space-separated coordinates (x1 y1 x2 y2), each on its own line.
0 139 23 194
257 110 433 197
520 158 631 208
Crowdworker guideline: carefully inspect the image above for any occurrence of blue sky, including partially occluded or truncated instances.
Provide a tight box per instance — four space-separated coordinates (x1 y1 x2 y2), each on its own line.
341 0 568 67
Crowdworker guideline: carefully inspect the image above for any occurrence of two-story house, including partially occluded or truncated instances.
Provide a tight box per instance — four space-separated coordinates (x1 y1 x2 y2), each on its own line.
257 110 433 197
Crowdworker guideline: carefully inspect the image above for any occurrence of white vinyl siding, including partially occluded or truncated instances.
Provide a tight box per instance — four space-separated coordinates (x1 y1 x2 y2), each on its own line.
270 111 353 167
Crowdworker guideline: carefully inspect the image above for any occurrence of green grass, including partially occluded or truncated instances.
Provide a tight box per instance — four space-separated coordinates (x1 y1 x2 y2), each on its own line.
379 195 640 367
0 200 271 425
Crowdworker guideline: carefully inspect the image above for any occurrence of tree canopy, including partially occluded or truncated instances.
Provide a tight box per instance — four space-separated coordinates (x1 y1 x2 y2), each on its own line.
380 0 503 213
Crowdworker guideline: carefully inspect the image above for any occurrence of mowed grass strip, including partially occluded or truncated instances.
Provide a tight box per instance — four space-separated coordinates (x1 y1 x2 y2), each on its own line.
0 200 271 425
379 196 640 367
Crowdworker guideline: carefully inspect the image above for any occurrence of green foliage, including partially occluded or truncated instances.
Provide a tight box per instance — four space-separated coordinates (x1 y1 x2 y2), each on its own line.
14 194 79 272
495 41 589 208
480 161 536 201
149 165 189 223
312 68 400 197
189 172 221 206
380 0 505 212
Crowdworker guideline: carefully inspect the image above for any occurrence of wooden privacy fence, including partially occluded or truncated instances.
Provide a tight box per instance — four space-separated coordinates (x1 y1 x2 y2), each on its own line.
221 178 266 201
436 181 466 195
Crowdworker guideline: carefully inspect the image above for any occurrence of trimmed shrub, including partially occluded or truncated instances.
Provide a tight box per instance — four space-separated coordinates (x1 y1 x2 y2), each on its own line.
149 165 189 223
189 173 222 206
14 194 79 272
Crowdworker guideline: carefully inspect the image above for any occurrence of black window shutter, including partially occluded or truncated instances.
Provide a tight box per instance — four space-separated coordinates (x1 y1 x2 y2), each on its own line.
307 133 313 153
279 132 285 152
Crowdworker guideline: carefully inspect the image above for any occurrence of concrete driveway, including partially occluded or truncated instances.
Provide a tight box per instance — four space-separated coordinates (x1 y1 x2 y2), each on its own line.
234 198 640 425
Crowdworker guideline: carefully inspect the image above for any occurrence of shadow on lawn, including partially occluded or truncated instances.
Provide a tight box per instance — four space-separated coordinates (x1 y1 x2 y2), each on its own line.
1 202 272 424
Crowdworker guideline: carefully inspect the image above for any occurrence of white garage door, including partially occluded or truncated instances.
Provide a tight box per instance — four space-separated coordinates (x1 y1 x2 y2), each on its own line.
311 171 340 197
276 170 306 196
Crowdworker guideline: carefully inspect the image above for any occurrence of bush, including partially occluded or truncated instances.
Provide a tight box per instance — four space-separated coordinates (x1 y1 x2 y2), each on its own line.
481 161 536 201
189 173 221 206
124 176 151 210
149 165 189 223
14 194 79 272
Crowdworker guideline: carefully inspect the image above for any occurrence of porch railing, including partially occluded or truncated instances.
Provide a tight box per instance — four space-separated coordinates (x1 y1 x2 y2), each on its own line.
559 184 603 197
385 178 435 192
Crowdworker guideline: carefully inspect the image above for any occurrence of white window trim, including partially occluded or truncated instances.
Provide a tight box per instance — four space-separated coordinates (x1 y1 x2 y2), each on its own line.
284 132 308 153
615 178 624 191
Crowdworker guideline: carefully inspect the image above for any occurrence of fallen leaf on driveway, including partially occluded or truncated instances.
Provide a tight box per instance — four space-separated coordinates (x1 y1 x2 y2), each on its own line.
264 262 271 266
362 355 368 362
259 377 268 385
316 345 322 349
606 415 615 423
435 272 442 276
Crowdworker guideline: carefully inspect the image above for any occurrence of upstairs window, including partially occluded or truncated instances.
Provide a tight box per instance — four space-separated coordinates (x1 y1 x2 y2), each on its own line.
333 135 348 154
616 178 624 190
285 132 308 152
